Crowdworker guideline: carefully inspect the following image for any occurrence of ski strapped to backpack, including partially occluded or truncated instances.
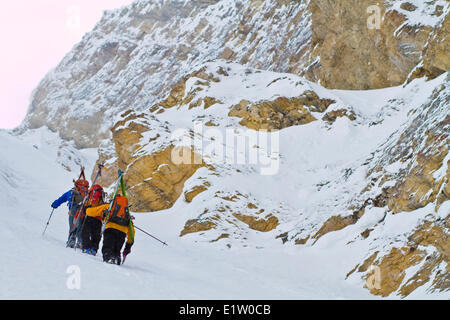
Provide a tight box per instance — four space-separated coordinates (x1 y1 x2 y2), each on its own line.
73 167 89 198
101 170 135 244
102 170 125 233
118 172 135 245
77 184 106 236
69 167 89 225
76 166 86 182
70 163 106 242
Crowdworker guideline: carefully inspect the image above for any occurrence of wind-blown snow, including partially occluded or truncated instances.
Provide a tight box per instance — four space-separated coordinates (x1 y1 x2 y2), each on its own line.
0 129 377 299
387 0 449 28
2 67 448 299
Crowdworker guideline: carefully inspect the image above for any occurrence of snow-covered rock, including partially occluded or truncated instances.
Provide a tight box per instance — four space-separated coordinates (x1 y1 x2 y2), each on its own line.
4 0 449 299
17 0 449 148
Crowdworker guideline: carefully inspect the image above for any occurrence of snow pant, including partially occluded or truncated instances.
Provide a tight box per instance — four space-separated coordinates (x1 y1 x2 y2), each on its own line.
81 216 102 252
67 215 75 246
67 215 81 246
67 204 83 247
102 228 126 264
68 214 83 247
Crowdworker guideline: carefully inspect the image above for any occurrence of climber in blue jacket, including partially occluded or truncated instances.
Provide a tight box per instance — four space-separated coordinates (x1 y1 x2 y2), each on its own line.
51 179 89 248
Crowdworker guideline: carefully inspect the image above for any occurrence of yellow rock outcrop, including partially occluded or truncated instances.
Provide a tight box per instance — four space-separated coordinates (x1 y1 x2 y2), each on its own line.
232 213 279 232
124 146 204 212
228 92 335 130
180 219 217 237
95 111 205 212
184 184 209 203
350 216 449 297
308 0 447 89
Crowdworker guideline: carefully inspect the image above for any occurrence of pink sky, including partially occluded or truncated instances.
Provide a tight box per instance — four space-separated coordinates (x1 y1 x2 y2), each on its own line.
0 0 134 129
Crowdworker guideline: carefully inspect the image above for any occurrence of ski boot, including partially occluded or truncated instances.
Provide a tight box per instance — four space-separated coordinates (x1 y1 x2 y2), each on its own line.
105 256 121 265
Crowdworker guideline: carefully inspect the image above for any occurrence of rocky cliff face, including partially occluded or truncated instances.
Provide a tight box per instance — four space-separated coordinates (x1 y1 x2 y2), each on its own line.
20 0 312 148
344 73 450 297
91 60 449 297
19 0 449 147
310 0 449 89
18 0 449 298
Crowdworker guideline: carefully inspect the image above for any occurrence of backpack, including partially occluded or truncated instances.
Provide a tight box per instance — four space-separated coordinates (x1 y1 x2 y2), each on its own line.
108 195 131 226
74 179 89 197
71 181 88 209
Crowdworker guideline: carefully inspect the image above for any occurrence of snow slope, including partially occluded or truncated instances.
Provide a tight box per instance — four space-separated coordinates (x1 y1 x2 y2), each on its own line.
115 61 448 251
1 71 448 300
2 0 448 301
0 128 378 300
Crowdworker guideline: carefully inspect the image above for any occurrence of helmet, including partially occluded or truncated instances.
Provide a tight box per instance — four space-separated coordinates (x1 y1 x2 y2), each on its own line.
90 184 105 205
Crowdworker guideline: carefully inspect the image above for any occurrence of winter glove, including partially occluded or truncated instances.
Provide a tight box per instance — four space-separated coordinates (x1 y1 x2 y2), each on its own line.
51 202 58 209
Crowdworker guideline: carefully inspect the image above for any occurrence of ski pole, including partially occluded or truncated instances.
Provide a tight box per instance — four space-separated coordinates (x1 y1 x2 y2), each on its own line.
134 225 168 246
42 208 55 236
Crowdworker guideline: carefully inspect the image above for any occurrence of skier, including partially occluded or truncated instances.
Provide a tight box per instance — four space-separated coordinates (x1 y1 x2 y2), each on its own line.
101 194 135 265
51 178 89 248
80 184 106 256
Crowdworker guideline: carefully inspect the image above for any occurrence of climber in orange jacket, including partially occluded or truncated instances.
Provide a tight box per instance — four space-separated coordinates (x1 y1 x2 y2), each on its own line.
101 194 135 265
